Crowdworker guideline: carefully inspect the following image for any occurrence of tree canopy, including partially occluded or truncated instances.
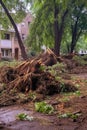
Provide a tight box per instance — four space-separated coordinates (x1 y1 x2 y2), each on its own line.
0 0 28 28
26 0 87 55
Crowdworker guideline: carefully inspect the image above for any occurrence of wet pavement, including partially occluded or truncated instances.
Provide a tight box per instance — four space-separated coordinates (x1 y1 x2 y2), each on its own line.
0 106 58 130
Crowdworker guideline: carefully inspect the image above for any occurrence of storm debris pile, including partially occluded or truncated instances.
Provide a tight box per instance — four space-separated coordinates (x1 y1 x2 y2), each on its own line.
0 49 77 106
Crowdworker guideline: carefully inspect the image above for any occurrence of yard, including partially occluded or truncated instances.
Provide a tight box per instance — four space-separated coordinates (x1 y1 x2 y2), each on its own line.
0 54 87 130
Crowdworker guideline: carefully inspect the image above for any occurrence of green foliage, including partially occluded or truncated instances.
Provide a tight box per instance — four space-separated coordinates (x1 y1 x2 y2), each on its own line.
17 113 27 120
73 55 87 66
35 101 54 114
55 76 62 82
59 97 70 102
39 65 46 71
26 0 87 54
47 62 66 77
63 0 87 53
17 113 34 121
74 91 81 96
0 0 27 29
60 82 67 92
63 90 81 97
27 50 36 57
58 112 81 120
0 60 21 67
28 92 36 100
26 0 70 51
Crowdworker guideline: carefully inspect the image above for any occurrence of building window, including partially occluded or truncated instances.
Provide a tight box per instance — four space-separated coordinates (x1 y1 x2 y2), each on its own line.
28 21 30 26
22 34 25 40
1 49 4 56
1 49 12 57
4 33 10 40
6 50 8 56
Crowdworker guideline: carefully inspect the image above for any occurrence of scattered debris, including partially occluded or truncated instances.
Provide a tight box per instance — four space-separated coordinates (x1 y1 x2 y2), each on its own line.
0 49 79 106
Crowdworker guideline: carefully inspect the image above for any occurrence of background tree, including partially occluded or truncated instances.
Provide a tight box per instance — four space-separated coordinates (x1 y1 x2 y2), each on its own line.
61 0 87 54
70 1 87 53
26 0 70 55
26 0 87 55
0 0 28 59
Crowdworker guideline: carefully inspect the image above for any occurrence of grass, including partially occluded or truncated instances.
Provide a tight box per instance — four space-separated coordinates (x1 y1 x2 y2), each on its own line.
73 55 87 66
58 112 81 120
35 101 54 114
47 62 67 77
0 60 22 67
59 97 70 102
17 113 34 121
28 92 36 100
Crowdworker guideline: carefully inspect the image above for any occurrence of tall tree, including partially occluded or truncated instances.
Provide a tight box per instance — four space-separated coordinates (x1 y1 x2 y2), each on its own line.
53 0 68 55
60 0 87 54
0 0 28 60
27 0 70 55
70 2 87 53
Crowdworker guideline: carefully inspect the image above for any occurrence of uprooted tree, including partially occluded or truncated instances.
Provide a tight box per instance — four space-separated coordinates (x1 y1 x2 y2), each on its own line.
0 49 78 106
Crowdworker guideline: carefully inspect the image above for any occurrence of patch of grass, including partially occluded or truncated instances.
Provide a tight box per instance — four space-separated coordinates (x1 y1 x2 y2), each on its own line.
71 76 77 81
35 101 54 114
83 80 87 83
73 55 87 66
58 112 81 120
55 76 62 81
17 113 34 121
62 90 81 97
73 91 81 96
75 84 80 88
59 97 70 102
17 113 27 120
28 92 36 100
39 65 46 71
47 62 67 77
0 60 21 67
60 82 68 92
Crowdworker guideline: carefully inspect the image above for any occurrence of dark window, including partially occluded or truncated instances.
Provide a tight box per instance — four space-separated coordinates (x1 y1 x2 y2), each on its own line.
6 50 8 56
22 34 25 40
28 21 30 26
4 33 10 40
1 49 4 56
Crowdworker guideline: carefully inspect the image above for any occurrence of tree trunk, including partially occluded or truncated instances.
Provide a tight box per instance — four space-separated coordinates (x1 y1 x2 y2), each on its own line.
70 30 82 53
54 3 61 56
0 0 28 60
70 18 78 53
54 0 68 56
70 5 83 54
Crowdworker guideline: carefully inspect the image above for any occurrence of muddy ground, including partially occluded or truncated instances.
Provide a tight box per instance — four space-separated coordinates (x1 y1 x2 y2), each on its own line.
0 54 87 130
0 73 87 130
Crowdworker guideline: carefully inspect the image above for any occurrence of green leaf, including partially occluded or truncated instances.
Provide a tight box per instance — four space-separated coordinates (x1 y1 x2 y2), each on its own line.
35 101 54 114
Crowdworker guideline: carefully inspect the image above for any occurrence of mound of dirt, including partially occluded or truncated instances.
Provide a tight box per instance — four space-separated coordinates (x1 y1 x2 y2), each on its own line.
0 49 78 106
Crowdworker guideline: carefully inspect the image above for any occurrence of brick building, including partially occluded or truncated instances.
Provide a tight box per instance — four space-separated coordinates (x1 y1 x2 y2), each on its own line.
0 13 33 60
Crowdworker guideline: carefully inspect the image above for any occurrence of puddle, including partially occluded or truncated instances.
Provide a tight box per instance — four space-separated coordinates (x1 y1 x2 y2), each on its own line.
0 106 32 124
